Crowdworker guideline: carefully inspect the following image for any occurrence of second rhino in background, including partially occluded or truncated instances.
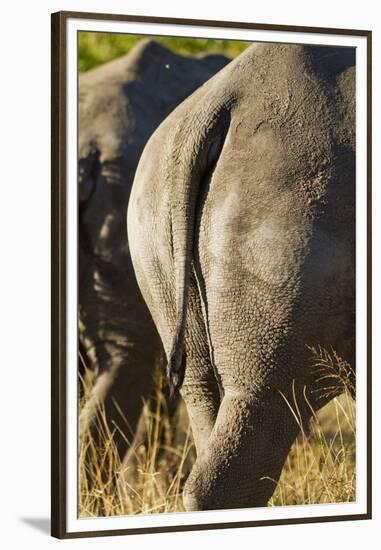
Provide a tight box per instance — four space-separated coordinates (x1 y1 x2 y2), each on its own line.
78 39 229 472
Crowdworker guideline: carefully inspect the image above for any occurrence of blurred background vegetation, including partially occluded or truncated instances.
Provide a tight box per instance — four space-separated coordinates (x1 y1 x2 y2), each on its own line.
78 32 251 72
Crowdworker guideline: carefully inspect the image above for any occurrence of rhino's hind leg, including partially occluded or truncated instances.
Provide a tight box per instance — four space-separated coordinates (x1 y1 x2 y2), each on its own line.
182 390 299 511
180 272 221 457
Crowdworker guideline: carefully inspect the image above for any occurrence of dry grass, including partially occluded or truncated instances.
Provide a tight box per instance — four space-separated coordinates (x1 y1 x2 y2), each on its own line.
269 389 355 506
79 356 355 517
79 369 195 517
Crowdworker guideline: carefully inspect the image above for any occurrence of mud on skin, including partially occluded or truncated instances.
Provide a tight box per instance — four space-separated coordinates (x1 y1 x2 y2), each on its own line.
128 43 355 510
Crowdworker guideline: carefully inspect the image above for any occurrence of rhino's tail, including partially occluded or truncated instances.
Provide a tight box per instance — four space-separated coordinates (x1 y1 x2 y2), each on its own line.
166 100 231 398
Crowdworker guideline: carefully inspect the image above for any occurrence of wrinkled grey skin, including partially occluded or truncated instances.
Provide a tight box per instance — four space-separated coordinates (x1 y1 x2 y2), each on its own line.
78 39 228 462
128 43 355 510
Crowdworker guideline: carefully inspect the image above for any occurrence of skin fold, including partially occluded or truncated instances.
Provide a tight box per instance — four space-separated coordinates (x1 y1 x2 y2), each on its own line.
128 43 355 510
78 39 228 474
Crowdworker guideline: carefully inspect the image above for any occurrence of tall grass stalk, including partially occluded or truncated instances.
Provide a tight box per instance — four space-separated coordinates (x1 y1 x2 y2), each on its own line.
79 361 355 517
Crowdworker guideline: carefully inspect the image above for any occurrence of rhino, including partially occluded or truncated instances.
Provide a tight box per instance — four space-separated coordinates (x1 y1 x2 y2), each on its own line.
78 39 228 466
128 42 355 509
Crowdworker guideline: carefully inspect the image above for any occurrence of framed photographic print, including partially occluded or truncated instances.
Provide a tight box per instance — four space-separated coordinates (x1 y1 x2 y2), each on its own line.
51 10 372 539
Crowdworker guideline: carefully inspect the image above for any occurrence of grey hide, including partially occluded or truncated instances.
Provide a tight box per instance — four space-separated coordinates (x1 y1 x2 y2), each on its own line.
128 43 355 510
78 39 229 465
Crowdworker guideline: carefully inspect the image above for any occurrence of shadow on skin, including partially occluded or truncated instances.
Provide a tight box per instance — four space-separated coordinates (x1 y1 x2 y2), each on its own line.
20 517 50 535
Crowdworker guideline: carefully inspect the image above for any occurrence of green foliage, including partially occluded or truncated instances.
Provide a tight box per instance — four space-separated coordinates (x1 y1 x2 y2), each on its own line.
78 32 251 72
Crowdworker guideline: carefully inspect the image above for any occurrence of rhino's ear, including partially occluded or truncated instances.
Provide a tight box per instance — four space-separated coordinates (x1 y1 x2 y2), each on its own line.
78 149 100 205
